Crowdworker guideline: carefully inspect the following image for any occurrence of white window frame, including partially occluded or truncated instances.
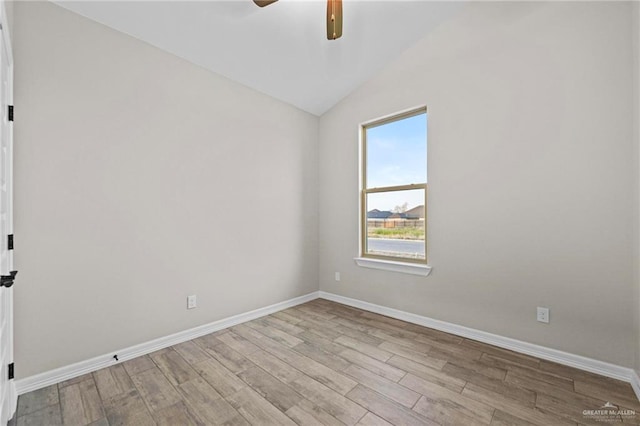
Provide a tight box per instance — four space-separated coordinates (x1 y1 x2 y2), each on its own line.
355 106 432 276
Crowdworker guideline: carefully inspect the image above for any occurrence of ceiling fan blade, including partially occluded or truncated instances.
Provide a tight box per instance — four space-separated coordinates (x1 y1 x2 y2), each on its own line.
254 0 278 7
326 0 343 40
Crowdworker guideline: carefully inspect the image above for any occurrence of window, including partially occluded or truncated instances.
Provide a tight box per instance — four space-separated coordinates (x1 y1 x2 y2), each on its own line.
360 107 427 266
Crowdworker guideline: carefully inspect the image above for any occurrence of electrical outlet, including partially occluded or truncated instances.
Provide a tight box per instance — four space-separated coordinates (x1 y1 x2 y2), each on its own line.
335 272 341 281
187 295 197 309
537 307 549 323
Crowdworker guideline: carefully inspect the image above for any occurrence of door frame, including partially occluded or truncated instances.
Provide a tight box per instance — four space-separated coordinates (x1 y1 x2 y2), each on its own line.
0 0 15 422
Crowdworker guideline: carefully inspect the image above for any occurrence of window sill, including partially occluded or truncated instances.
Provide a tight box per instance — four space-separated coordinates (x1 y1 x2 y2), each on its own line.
353 257 432 277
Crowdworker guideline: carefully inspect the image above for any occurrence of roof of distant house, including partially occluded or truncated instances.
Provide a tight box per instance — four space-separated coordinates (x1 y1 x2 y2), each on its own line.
367 205 425 219
405 205 425 219
367 209 393 219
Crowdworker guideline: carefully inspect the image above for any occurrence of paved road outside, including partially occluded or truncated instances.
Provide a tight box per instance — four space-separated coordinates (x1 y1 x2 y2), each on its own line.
368 238 425 256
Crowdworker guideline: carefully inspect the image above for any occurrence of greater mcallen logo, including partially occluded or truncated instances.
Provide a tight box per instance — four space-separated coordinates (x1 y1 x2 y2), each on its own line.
582 402 636 423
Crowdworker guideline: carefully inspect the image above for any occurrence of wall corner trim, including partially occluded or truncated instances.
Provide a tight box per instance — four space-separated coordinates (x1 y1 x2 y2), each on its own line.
15 291 319 395
318 291 640 391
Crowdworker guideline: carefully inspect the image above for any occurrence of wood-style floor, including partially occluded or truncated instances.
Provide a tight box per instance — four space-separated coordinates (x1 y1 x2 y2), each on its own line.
12 299 640 425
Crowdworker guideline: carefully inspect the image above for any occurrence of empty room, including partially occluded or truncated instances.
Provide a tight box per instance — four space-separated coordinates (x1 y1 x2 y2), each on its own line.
0 0 639 424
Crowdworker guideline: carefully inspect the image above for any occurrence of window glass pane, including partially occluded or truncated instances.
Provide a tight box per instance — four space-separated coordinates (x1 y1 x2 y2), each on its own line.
366 112 426 189
365 189 425 260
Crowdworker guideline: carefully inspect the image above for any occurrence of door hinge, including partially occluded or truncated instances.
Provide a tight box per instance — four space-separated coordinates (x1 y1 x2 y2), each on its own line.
8 234 13 250
8 105 13 122
8 363 14 380
1 270 17 288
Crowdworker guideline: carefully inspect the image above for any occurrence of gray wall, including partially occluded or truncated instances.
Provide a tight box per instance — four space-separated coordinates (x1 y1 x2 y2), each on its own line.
13 1 318 378
319 2 637 367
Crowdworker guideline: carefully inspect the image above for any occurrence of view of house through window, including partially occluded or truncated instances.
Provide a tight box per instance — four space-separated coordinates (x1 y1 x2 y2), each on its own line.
361 108 427 262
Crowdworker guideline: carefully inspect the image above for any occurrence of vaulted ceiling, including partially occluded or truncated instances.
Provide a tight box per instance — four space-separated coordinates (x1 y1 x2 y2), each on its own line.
55 1 464 115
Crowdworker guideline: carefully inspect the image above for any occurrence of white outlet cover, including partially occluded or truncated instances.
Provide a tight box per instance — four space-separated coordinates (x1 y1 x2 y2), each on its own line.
187 295 197 309
335 272 341 281
537 307 549 323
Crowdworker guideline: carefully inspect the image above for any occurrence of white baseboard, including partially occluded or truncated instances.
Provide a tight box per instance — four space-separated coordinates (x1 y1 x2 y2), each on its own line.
16 291 319 395
318 291 640 388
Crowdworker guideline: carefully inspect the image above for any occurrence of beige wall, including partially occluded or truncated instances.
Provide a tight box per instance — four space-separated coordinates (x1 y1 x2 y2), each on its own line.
319 2 636 367
13 2 318 378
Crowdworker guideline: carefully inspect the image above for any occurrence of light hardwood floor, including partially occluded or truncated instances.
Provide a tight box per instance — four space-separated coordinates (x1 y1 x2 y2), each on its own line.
12 299 640 425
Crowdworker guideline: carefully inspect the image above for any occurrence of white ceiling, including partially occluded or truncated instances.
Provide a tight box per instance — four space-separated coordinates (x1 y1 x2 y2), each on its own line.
55 1 464 115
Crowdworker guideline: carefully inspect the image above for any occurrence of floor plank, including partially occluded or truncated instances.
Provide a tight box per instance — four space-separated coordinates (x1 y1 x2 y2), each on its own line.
462 383 574 425
342 364 420 408
490 409 538 426
59 379 105 425
206 342 254 374
333 325 385 347
237 365 303 412
284 398 345 426
297 330 349 354
480 354 572 390
298 320 344 341
271 310 305 325
356 412 393 426
192 357 247 398
152 400 203 426
245 348 304 384
191 333 223 351
294 305 337 321
263 315 306 335
227 387 298 426
413 394 490 426
177 377 248 425
457 368 537 407
292 341 352 372
464 341 539 368
17 405 63 426
335 336 392 362
378 340 446 370
151 349 200 386
130 367 182 412
173 340 210 365
102 389 155 426
289 375 367 425
216 330 261 355
247 320 305 348
386 355 465 391
17 385 59 417
345 384 436 426
340 349 406 383
58 373 93 389
93 365 135 401
122 355 155 377
400 373 495 424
